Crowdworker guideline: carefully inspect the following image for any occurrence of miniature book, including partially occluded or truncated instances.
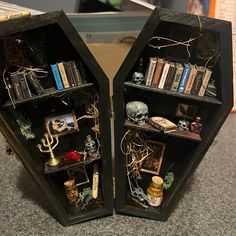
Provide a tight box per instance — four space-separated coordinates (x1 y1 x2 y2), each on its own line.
147 116 177 133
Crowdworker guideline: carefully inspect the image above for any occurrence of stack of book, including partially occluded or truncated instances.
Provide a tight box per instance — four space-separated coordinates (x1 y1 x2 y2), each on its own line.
50 60 85 90
144 57 212 96
9 71 44 101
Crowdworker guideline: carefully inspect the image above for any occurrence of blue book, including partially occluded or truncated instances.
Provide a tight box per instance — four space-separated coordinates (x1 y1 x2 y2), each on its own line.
51 64 64 90
178 63 191 93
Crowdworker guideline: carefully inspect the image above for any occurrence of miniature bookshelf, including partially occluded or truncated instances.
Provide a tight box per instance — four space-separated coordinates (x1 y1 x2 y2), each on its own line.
113 7 233 221
0 11 112 226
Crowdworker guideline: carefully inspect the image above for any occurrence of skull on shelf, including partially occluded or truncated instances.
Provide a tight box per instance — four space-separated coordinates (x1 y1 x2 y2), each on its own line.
126 101 148 126
177 119 190 131
132 72 144 85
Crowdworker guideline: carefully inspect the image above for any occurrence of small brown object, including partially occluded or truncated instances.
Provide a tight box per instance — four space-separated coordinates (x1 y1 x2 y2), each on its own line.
190 116 203 134
64 179 80 205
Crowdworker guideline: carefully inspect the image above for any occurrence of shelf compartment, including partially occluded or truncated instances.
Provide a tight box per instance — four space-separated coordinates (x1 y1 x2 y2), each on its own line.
124 82 222 105
124 120 201 142
3 83 94 108
44 152 101 174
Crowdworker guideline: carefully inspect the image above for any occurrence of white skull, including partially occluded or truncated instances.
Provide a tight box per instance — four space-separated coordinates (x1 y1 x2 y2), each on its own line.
126 101 148 126
177 119 189 131
132 72 144 85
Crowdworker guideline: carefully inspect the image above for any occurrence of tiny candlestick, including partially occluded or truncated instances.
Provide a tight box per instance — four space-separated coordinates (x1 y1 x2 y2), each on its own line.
37 133 60 167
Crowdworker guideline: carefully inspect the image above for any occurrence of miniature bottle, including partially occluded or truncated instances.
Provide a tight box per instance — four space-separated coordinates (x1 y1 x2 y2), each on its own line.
190 116 202 134
146 176 163 207
64 179 80 205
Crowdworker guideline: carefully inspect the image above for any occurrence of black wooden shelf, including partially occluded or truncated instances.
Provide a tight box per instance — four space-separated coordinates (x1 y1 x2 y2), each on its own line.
3 83 94 108
124 82 222 105
44 152 101 175
124 120 201 142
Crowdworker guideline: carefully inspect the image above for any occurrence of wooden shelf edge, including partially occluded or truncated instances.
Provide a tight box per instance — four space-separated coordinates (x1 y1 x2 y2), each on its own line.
124 120 201 142
124 82 222 105
44 152 101 175
3 83 94 108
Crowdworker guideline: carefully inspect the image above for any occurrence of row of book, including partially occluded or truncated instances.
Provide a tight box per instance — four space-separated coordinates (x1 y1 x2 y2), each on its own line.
143 57 212 96
8 60 86 101
9 71 44 101
50 60 85 90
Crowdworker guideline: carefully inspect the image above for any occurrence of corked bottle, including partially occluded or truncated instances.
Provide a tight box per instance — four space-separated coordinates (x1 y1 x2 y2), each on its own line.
146 176 163 207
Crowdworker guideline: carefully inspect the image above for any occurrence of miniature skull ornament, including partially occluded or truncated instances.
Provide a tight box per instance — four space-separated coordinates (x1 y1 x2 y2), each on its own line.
132 72 144 85
126 101 148 126
177 119 190 131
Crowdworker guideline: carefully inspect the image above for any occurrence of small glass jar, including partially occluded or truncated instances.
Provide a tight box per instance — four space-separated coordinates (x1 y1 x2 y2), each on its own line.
146 176 163 207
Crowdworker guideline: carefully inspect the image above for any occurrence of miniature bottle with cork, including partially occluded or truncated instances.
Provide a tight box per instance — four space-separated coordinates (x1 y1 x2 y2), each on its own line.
146 176 163 207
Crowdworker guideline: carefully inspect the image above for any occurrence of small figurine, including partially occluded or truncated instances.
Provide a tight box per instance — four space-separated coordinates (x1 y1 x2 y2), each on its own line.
146 176 163 207
132 58 144 85
37 133 60 167
177 119 190 131
190 116 203 134
85 135 97 157
126 101 148 126
64 179 80 205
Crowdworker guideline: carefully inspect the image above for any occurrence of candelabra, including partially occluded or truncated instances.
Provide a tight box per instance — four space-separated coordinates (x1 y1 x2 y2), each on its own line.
37 133 60 167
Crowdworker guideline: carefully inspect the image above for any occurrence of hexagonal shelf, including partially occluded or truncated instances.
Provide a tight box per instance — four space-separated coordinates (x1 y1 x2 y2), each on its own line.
0 11 113 226
113 7 233 221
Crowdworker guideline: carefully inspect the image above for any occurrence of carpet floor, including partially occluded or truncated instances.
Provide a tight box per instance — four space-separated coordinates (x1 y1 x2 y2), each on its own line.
0 114 235 235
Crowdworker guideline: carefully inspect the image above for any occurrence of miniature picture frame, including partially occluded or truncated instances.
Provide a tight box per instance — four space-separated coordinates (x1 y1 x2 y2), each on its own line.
45 111 79 137
175 103 198 120
67 165 90 187
141 140 166 175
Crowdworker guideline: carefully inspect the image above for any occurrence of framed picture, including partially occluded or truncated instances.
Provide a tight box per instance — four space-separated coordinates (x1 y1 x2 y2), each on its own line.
45 111 79 136
176 103 198 120
67 165 90 187
141 140 166 175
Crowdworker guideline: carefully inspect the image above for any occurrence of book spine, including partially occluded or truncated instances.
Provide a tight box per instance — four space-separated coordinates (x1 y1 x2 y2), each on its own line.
151 58 164 87
178 64 191 93
26 73 44 95
18 73 32 99
190 68 205 95
145 57 157 86
198 69 212 96
170 65 183 92
51 64 64 90
71 61 83 86
63 61 76 87
78 61 87 83
184 66 198 94
163 63 176 90
10 73 24 100
57 62 70 88
158 62 170 89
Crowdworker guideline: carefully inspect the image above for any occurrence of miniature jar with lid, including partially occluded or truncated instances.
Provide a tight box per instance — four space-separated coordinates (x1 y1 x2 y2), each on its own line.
146 176 163 207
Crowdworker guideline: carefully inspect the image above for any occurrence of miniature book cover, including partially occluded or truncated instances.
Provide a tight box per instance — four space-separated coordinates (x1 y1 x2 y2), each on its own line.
147 116 177 133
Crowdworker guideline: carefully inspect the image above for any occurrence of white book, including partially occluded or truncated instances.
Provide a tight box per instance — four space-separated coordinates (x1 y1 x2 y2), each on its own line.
158 61 171 89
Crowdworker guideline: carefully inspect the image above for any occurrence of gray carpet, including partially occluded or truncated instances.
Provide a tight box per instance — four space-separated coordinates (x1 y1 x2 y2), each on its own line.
0 114 236 235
